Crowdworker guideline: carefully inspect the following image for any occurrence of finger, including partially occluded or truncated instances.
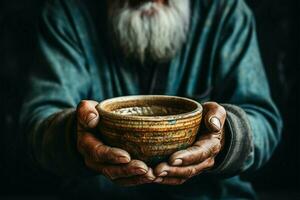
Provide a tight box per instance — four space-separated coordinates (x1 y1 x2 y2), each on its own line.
77 100 100 128
202 102 226 132
154 177 186 186
86 160 150 180
112 168 156 187
78 132 131 164
154 158 215 179
168 137 221 166
145 168 156 180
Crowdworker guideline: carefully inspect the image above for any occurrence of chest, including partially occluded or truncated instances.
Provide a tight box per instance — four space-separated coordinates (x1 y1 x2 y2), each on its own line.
90 50 212 104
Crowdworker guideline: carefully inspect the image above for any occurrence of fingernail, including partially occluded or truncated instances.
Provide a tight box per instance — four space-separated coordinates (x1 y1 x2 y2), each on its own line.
147 176 156 181
135 168 147 175
172 159 183 166
158 171 168 177
118 156 130 163
87 113 97 125
210 117 221 130
154 178 163 183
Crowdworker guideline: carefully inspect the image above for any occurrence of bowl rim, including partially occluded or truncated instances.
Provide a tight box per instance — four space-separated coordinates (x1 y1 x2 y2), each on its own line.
96 95 203 121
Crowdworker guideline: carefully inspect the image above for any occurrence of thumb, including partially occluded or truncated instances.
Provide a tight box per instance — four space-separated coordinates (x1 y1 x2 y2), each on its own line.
202 102 226 132
77 100 100 129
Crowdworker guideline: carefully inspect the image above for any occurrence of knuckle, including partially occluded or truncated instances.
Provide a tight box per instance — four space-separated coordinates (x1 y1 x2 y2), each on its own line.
77 100 94 123
102 145 110 155
186 145 203 162
187 146 201 153
206 141 217 154
77 101 88 116
78 100 89 109
207 145 214 155
207 138 221 155
93 144 107 160
203 102 226 117
203 101 218 107
218 106 226 115
186 168 195 178
200 147 209 159
213 143 221 155
95 144 108 162
185 169 192 178
208 158 215 167
191 167 197 177
89 144 99 161
104 147 115 162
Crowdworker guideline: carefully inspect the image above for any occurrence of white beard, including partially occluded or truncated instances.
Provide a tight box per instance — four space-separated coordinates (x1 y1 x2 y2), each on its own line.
108 0 191 63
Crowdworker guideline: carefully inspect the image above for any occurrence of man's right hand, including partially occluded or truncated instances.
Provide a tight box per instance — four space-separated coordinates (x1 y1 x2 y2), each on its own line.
76 100 156 186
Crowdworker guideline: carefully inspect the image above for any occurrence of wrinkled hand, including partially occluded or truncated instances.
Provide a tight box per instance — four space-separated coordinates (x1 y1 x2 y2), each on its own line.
76 100 155 186
154 102 226 185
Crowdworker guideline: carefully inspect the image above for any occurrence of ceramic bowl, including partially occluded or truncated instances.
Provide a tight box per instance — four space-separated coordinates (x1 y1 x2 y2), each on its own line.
96 95 203 165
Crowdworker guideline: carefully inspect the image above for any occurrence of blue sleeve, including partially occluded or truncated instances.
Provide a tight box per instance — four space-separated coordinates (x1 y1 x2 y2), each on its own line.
20 0 91 177
210 0 282 176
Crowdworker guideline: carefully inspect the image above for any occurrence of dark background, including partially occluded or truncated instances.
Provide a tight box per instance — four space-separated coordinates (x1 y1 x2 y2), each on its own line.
0 0 299 199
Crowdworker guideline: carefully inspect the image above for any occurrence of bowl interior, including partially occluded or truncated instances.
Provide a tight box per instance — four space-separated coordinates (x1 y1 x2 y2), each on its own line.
100 96 200 117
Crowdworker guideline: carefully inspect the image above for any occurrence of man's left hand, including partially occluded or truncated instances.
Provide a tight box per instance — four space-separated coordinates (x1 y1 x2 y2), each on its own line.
153 102 226 185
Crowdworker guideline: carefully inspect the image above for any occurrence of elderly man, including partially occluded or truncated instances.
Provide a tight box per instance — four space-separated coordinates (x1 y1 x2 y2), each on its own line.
21 0 282 199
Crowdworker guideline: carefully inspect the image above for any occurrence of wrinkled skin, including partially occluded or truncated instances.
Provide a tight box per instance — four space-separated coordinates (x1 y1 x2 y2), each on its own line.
76 100 226 186
153 102 226 185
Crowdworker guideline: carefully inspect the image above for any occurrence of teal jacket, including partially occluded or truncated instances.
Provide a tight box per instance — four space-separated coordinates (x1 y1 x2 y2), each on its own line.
20 0 282 199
